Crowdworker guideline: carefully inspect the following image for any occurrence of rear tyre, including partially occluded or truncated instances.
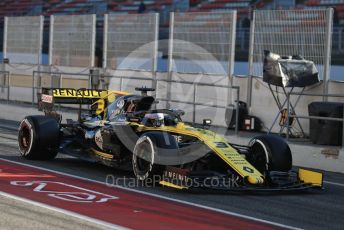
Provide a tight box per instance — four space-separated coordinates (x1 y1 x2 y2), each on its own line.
248 135 292 174
18 116 60 160
132 135 164 183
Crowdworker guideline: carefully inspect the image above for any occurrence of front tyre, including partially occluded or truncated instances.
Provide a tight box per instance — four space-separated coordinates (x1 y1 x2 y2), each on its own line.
18 116 60 160
248 135 292 174
132 135 163 182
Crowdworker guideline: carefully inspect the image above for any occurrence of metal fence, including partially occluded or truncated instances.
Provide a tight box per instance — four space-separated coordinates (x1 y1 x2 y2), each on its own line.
0 71 10 101
169 11 237 75
32 70 91 105
236 28 250 51
49 14 96 68
167 11 237 125
3 16 43 64
248 8 333 105
333 27 344 53
103 13 159 72
238 26 344 56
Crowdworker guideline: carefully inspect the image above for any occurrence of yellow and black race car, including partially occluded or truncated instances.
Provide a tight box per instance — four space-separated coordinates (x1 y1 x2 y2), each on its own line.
18 87 323 191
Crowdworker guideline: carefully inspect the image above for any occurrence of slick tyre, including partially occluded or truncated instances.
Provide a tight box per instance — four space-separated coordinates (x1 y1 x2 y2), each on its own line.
18 116 60 160
132 135 164 183
248 135 292 174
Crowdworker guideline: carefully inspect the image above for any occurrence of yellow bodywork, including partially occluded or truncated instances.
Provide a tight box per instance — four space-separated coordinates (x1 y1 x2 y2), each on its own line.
91 90 129 116
91 148 114 159
298 168 323 187
138 122 265 185
159 181 188 189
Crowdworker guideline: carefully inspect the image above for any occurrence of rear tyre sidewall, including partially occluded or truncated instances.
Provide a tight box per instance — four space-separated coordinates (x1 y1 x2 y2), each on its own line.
18 116 59 160
18 118 35 158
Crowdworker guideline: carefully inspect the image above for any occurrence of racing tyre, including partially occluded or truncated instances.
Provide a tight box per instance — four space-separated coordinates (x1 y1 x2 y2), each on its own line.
132 134 164 183
18 116 60 160
248 135 292 174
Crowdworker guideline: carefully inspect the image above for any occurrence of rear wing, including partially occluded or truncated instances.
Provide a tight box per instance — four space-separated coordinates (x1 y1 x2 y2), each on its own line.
40 88 107 104
39 88 129 104
38 88 129 122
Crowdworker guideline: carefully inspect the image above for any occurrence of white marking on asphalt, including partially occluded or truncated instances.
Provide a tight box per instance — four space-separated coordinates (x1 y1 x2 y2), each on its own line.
0 134 17 140
0 141 17 144
10 181 119 203
324 181 344 187
0 191 130 230
0 157 300 230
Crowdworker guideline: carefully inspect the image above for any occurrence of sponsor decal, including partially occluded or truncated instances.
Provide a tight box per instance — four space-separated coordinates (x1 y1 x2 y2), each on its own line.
214 142 228 148
172 135 182 143
162 167 191 187
117 99 125 109
41 94 53 103
243 166 254 173
52 89 103 98
10 181 118 203
164 170 190 183
161 167 240 189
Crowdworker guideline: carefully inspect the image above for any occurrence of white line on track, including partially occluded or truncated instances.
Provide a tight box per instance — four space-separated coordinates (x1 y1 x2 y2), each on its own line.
324 181 344 187
0 135 17 139
0 191 130 230
0 141 17 144
0 157 300 230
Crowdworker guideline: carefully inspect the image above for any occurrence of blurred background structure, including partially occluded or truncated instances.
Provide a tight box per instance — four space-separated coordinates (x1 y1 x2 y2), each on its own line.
0 0 343 67
0 0 343 134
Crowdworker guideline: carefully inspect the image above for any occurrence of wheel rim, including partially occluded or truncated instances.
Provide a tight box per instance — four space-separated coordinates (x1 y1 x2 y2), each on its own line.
18 124 33 155
133 137 154 180
250 140 269 174
136 141 152 173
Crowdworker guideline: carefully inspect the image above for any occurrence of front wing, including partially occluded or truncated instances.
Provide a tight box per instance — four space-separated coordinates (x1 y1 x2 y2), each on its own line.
159 167 323 192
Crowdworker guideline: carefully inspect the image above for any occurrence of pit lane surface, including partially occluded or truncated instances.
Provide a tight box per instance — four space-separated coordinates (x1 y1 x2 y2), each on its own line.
0 119 344 230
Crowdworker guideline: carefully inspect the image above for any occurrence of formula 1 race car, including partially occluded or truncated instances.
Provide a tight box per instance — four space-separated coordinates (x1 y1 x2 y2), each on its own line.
18 87 323 191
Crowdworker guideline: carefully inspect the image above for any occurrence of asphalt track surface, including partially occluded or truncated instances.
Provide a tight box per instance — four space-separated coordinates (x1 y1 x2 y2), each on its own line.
0 119 344 230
